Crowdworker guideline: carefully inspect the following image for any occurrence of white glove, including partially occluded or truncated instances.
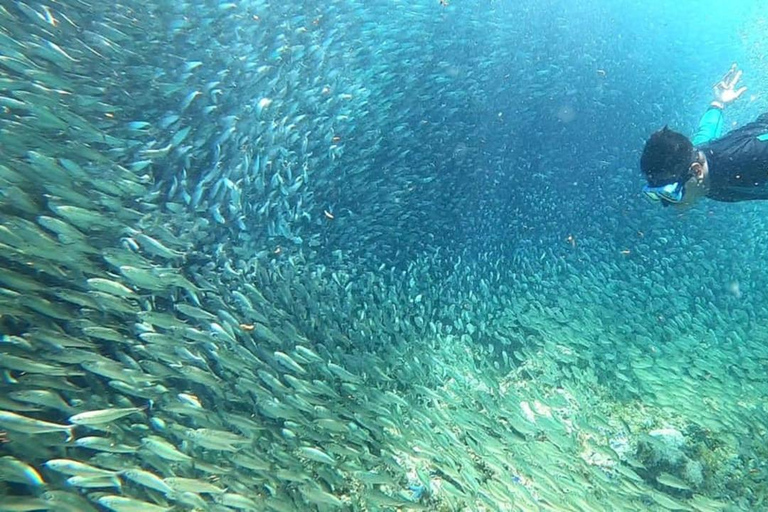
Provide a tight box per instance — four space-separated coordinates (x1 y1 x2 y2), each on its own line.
711 63 747 109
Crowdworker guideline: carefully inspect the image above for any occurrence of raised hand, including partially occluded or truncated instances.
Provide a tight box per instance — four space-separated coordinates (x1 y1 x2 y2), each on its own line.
712 63 747 108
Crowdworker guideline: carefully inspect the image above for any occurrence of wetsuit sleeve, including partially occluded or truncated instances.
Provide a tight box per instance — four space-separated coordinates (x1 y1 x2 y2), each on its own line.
691 107 724 146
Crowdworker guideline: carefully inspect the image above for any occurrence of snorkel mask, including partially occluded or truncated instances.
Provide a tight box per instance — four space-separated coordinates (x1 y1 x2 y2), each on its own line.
642 180 686 204
642 163 695 205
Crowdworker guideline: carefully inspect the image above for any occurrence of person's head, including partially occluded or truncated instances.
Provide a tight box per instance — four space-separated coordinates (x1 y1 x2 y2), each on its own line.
640 127 709 207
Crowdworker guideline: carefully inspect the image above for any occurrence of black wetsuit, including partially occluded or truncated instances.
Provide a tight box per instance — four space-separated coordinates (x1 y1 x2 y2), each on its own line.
696 109 768 202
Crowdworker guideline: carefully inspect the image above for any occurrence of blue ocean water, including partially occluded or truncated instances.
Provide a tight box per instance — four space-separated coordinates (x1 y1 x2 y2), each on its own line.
3 0 768 509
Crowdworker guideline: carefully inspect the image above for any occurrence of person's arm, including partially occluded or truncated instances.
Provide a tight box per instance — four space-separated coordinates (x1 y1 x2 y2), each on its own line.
692 107 724 146
691 64 747 146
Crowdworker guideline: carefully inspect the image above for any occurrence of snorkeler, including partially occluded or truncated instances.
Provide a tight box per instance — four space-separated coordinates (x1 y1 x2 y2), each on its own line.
640 64 768 206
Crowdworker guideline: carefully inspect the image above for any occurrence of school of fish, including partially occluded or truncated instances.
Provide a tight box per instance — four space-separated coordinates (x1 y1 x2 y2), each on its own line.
3 0 768 511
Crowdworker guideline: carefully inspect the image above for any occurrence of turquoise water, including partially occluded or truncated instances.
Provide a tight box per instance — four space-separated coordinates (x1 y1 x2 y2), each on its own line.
1 1 768 510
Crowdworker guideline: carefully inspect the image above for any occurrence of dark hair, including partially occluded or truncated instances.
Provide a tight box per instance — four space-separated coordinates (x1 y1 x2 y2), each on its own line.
640 126 695 186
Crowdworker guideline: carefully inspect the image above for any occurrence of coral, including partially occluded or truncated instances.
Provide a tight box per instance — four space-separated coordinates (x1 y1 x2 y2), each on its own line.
640 428 687 467
683 460 704 488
